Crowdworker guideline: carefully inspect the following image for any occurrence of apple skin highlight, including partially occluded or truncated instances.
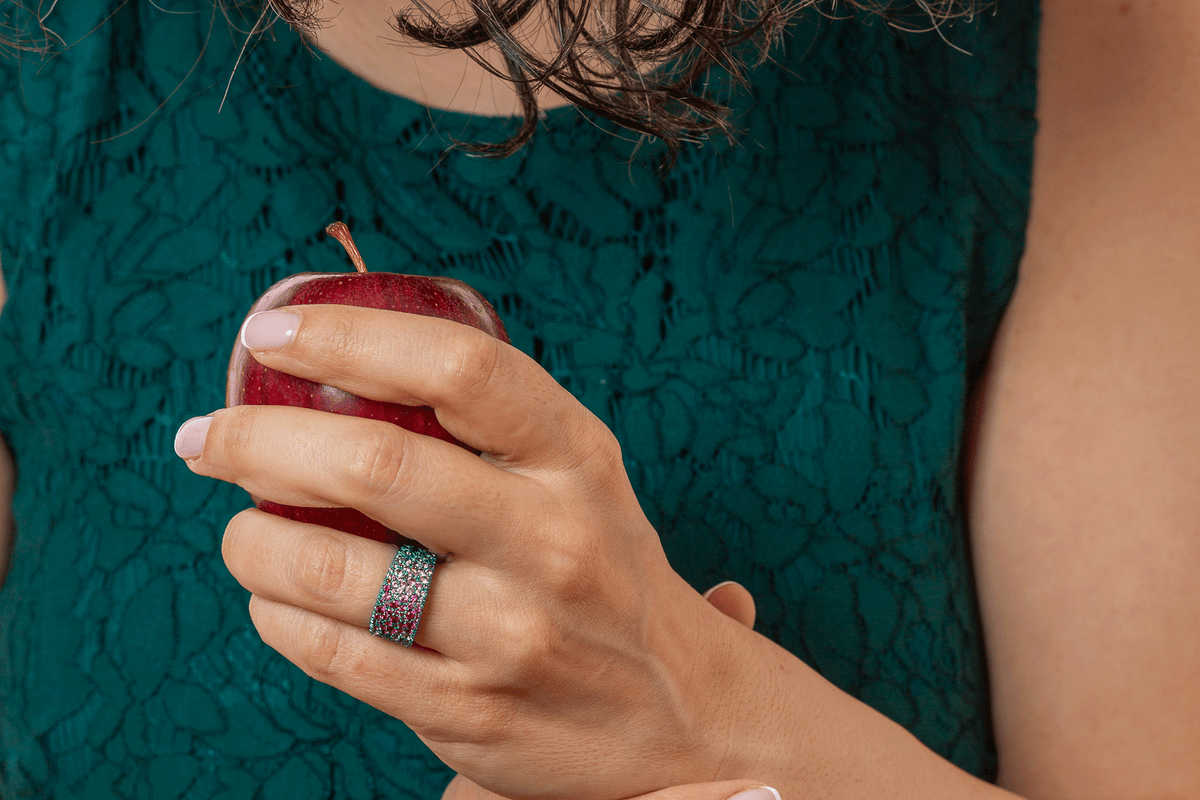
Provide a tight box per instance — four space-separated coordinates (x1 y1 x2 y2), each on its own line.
226 223 510 544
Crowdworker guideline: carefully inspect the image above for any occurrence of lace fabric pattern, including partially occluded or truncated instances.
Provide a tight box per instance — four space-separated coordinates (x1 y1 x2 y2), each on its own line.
0 1 1036 797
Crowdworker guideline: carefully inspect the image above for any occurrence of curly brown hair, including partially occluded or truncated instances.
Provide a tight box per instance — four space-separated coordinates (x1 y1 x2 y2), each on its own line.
3 0 969 156
260 0 796 157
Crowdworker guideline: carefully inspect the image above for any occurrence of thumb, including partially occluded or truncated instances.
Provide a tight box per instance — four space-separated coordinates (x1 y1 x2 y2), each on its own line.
627 782 781 800
703 581 757 628
440 776 779 800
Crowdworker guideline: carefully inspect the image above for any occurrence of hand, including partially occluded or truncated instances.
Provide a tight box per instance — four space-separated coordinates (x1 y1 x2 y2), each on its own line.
440 774 779 800
437 580 760 800
177 305 771 800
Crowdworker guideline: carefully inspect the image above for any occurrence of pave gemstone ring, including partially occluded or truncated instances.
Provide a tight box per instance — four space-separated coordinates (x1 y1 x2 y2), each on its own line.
368 543 438 647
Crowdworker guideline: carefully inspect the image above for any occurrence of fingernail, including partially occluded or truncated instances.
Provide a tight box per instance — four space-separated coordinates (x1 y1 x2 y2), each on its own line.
240 310 300 351
704 580 738 600
728 789 781 800
174 416 214 459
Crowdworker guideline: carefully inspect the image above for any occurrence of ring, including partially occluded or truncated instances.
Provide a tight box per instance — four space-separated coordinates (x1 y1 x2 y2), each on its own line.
368 543 438 647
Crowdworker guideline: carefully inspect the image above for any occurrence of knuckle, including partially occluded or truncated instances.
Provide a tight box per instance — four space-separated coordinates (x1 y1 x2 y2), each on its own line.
466 699 517 747
345 425 413 502
576 417 624 474
299 615 361 682
431 681 516 746
546 407 625 480
415 694 509 748
495 629 567 697
220 508 257 565
505 613 557 672
441 328 503 402
539 540 600 605
588 421 624 469
294 534 353 606
324 313 367 365
212 407 258 461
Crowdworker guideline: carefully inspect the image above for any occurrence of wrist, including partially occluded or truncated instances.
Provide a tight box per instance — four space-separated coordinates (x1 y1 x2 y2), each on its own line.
686 617 1010 800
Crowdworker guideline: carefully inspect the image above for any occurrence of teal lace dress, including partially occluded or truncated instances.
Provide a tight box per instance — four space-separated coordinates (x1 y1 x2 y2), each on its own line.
0 2 1037 797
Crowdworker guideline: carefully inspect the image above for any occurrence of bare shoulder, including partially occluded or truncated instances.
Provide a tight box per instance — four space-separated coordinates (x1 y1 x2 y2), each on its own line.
969 1 1200 797
1026 0 1200 278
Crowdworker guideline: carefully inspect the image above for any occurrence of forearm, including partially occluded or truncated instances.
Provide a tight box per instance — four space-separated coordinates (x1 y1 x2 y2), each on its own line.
698 612 1019 800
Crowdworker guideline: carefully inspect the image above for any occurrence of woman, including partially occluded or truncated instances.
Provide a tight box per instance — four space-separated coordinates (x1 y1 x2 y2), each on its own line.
1 0 1196 799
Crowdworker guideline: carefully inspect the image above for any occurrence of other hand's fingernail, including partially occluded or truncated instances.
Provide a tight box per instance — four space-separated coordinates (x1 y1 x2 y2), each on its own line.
240 310 300 351
174 416 214 459
703 580 738 600
728 789 781 800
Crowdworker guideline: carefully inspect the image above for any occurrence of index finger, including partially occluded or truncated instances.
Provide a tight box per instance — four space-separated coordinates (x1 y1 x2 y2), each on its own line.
234 304 610 470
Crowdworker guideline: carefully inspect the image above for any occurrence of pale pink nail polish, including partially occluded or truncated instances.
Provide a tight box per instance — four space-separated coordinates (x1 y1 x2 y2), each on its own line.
240 310 299 351
174 416 213 459
727 789 781 800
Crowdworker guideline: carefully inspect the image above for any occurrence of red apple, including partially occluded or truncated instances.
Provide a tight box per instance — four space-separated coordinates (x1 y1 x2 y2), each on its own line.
226 222 509 544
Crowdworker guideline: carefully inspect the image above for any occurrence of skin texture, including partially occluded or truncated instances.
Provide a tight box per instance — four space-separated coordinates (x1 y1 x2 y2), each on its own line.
969 0 1200 797
440 777 778 800
436 583 764 800
433 583 757 800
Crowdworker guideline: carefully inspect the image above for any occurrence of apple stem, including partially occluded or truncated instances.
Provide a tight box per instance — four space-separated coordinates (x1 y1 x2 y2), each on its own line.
326 221 369 274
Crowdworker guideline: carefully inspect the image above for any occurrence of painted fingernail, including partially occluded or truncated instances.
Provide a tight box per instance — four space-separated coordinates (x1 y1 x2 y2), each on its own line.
240 310 300 351
174 416 213 459
703 580 738 600
727 789 781 800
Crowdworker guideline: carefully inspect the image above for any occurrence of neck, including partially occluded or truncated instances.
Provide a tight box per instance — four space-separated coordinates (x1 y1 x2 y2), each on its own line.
301 0 570 116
